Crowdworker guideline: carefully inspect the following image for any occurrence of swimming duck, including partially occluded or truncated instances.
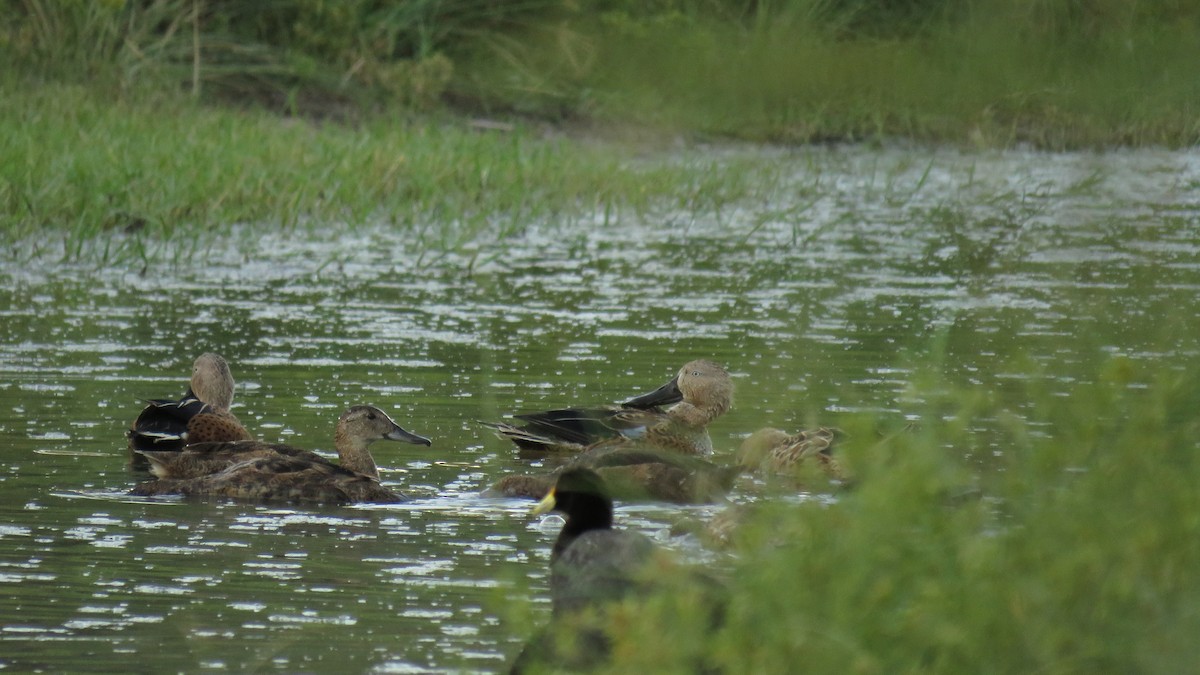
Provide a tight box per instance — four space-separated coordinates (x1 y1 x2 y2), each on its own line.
737 426 845 482
129 405 432 504
482 359 734 457
484 448 743 504
127 353 252 469
510 468 726 672
509 468 659 671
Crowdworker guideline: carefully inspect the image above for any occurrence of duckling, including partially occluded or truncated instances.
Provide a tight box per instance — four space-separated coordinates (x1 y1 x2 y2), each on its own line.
127 353 252 469
737 426 845 482
510 468 727 672
482 359 734 457
129 405 431 504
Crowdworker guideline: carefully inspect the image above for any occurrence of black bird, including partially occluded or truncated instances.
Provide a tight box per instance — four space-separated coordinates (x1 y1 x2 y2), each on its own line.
510 468 726 673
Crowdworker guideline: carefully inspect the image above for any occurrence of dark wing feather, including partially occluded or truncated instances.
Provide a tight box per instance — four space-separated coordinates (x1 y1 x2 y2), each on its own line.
513 407 665 447
127 393 212 451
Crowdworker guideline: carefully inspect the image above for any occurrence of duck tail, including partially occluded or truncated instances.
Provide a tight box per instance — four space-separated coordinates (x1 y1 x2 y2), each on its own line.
131 450 175 479
477 420 560 451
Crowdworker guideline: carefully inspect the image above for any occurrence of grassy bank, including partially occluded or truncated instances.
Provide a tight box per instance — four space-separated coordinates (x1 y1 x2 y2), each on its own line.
565 14 1200 147
0 82 778 261
561 360 1200 673
4 1 1200 147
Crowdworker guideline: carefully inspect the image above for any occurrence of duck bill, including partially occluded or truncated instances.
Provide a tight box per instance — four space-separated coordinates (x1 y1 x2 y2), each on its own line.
386 425 433 446
621 376 683 409
531 490 557 516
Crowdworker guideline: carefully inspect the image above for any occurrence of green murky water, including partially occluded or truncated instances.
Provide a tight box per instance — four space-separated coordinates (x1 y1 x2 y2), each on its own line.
2 146 1198 672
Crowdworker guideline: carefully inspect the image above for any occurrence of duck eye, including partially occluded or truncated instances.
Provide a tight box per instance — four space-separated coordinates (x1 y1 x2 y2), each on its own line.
367 413 377 420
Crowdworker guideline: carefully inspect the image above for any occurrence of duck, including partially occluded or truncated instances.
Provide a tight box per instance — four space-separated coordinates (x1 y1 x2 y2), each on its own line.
509 468 726 672
736 426 846 482
127 353 252 470
482 359 734 457
484 447 744 504
509 468 660 672
128 405 432 504
533 468 659 613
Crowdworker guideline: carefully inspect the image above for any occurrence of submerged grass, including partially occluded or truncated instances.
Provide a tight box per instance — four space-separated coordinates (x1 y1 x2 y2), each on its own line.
548 359 1200 673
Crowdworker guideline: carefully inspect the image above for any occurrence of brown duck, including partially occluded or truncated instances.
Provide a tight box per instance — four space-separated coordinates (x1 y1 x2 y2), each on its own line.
482 359 734 457
127 353 252 469
129 405 431 504
484 447 744 504
737 426 845 481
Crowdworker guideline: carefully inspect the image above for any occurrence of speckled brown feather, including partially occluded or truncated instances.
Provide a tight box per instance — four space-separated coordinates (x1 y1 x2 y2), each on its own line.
186 411 253 444
484 474 554 499
138 440 326 479
738 426 845 481
485 448 741 504
130 455 405 504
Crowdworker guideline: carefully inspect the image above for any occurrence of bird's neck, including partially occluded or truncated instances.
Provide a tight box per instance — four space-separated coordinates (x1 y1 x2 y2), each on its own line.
334 432 379 479
668 400 726 427
551 496 613 561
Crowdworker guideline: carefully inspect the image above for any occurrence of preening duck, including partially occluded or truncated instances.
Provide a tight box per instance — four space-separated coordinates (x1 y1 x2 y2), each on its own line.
127 353 251 469
482 359 734 457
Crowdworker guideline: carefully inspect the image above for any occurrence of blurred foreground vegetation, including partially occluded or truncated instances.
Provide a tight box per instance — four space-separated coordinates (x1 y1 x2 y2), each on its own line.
563 360 1200 673
4 0 1200 146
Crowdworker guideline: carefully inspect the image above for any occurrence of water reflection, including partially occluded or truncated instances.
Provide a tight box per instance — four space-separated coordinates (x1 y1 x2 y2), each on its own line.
1 146 1199 671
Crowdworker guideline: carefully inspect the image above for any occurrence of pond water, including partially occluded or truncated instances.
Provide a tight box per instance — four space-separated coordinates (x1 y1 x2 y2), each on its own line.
1 145 1198 672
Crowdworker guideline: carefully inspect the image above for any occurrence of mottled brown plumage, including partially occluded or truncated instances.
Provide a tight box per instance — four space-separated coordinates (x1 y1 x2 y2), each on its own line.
130 455 406 504
482 359 734 457
127 353 252 469
184 410 253 444
130 405 432 504
737 426 845 481
485 474 553 500
484 447 742 504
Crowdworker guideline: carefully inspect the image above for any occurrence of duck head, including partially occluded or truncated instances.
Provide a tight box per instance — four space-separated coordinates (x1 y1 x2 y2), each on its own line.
532 468 614 559
189 353 236 411
622 359 733 419
337 404 432 448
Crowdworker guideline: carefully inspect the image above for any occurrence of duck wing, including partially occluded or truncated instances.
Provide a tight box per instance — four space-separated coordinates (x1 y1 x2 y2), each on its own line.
135 440 328 479
131 455 404 504
127 393 211 451
510 407 665 447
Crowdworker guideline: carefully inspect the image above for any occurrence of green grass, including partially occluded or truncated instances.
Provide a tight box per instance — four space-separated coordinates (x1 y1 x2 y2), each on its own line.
466 5 1200 147
0 81 784 262
570 360 1200 673
5 1 1200 147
